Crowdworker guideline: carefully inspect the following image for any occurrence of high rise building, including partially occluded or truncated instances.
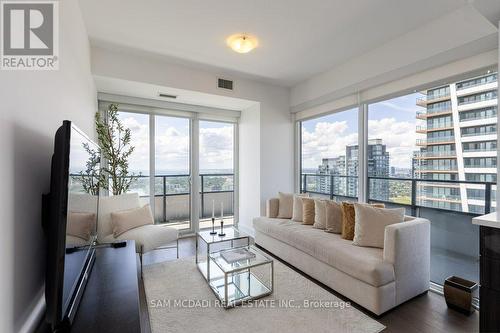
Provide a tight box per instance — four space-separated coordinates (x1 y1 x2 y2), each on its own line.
317 139 390 199
318 156 346 195
414 72 498 213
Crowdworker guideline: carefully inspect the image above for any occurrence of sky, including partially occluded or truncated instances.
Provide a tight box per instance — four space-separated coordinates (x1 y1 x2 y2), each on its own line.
301 92 423 170
118 113 234 175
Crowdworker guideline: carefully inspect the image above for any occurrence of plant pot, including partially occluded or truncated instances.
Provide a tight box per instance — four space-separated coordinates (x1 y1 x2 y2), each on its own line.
443 276 478 315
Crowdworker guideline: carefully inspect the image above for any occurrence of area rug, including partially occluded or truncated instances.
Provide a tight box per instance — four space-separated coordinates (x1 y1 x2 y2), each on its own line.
143 257 385 333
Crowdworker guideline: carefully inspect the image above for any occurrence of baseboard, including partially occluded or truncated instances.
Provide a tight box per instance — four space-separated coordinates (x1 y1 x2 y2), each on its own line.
17 287 45 333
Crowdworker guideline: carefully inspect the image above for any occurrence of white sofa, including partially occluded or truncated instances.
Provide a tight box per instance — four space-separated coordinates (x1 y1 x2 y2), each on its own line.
253 198 430 315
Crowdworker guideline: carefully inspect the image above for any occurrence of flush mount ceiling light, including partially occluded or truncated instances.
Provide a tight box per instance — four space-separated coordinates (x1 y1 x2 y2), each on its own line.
226 34 258 53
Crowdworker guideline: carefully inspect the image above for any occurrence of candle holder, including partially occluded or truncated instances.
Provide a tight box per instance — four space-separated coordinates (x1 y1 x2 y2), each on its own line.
218 219 226 237
209 217 217 235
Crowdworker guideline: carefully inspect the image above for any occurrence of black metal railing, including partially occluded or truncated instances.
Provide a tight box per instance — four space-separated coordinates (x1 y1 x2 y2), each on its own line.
129 173 234 223
300 173 496 216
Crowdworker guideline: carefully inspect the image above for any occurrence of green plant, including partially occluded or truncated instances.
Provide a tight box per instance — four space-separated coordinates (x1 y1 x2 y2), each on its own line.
76 142 103 195
95 104 139 195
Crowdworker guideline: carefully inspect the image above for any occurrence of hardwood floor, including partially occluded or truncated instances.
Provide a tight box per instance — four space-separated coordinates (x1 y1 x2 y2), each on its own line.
139 236 479 333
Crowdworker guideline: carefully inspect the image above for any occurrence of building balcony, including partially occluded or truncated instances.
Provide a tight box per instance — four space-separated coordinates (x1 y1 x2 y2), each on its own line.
416 108 453 119
414 151 457 159
416 93 451 107
415 168 458 173
416 136 455 146
416 124 453 133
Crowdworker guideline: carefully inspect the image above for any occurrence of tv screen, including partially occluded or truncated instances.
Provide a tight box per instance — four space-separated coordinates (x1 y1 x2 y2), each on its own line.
44 121 99 331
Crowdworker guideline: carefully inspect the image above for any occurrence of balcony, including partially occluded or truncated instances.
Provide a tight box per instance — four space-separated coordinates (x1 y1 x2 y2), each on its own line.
416 93 451 107
416 136 455 146
414 151 457 159
416 123 453 133
125 173 235 229
416 108 453 119
301 173 497 288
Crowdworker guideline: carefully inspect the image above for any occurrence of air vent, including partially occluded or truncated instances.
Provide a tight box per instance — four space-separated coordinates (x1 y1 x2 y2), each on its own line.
218 78 233 91
158 93 177 99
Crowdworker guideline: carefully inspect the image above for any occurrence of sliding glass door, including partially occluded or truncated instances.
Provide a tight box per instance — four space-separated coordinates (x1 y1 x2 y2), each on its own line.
114 106 237 234
116 111 151 206
155 115 191 230
198 120 235 229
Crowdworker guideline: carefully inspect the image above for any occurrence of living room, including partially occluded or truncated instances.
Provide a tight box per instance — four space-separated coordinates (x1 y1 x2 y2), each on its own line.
1 1 500 332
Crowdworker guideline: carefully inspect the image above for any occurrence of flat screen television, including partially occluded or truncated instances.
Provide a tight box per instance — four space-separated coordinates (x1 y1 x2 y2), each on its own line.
43 121 99 331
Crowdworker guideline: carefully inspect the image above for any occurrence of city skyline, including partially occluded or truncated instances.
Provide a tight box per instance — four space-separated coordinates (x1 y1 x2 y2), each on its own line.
301 93 422 170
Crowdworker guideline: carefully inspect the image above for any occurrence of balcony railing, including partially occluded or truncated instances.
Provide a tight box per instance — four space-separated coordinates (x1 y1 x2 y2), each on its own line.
110 173 234 224
414 151 457 159
301 173 497 287
416 136 455 145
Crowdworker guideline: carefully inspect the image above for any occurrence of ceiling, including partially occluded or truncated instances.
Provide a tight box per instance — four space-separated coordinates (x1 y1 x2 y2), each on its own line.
80 0 482 87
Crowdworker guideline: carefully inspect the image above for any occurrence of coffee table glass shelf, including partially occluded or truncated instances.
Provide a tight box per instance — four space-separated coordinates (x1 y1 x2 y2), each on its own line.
208 245 273 308
196 227 250 281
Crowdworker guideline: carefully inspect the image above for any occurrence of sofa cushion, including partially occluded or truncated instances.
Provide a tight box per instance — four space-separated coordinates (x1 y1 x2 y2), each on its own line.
277 192 294 218
302 198 315 225
341 202 385 240
353 204 405 248
101 224 178 253
313 199 327 229
253 217 395 287
110 204 154 237
325 200 342 234
291 194 309 222
98 193 141 239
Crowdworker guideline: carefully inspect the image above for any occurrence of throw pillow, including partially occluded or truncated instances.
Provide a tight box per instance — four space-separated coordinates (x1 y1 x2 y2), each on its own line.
325 200 342 233
67 212 96 240
291 193 310 222
302 198 315 225
277 192 294 219
110 204 154 237
341 202 385 240
353 203 405 248
313 199 327 229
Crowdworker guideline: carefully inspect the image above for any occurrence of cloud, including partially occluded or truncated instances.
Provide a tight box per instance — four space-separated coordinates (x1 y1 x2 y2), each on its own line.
119 114 234 173
301 121 358 169
199 126 234 170
302 117 420 170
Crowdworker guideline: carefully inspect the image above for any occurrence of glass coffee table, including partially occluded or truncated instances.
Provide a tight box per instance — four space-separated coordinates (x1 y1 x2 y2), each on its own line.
207 245 274 308
196 227 250 281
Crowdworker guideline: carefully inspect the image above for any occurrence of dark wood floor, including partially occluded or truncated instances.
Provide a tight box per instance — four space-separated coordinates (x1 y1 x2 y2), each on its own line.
139 236 480 333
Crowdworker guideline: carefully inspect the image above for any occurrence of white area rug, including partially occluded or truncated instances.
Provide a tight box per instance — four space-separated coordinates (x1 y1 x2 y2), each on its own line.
143 257 385 333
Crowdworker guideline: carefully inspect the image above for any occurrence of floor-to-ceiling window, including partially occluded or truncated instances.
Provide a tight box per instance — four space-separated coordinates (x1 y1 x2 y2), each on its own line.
300 108 359 201
108 103 238 234
365 72 497 291
297 70 497 298
199 120 235 228
116 111 151 206
155 115 191 230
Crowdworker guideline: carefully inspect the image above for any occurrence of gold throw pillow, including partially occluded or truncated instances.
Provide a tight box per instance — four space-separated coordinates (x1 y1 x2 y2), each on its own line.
302 198 315 225
341 202 385 240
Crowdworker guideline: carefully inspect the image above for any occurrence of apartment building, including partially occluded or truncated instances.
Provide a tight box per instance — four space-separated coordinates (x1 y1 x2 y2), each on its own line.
317 139 390 200
414 73 498 213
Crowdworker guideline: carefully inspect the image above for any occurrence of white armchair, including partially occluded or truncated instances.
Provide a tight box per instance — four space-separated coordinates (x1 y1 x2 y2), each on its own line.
97 193 179 263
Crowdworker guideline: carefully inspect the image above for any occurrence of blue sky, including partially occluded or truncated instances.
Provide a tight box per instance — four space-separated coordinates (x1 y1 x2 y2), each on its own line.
117 113 234 174
302 92 422 170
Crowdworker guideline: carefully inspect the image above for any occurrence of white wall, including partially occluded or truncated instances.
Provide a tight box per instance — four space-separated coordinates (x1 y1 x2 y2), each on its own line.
0 1 96 332
90 46 294 233
238 104 261 235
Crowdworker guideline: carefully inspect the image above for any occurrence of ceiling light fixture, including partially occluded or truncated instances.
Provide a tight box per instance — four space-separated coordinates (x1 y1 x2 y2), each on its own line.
226 34 258 53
